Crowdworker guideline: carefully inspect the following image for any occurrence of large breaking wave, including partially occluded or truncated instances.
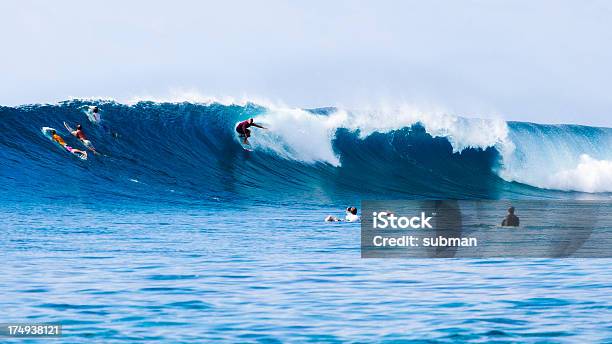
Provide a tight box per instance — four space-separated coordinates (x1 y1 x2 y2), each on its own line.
1 100 611 206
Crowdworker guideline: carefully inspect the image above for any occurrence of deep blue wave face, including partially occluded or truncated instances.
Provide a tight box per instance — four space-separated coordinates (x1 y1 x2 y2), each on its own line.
333 126 505 198
0 100 606 208
1 101 266 205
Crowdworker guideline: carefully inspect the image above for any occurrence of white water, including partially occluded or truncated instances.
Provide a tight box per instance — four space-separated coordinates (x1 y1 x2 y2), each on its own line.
251 105 612 193
251 104 513 166
500 123 612 193
546 155 612 193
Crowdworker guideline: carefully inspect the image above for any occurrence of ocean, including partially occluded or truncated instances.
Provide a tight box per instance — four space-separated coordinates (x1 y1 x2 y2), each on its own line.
1 100 611 342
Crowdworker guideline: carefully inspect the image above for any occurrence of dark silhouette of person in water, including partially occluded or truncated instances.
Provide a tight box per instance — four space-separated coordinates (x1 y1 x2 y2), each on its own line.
501 206 520 227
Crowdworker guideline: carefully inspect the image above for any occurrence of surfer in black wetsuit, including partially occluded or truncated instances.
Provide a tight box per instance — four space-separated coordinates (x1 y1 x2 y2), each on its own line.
501 206 520 227
235 118 266 145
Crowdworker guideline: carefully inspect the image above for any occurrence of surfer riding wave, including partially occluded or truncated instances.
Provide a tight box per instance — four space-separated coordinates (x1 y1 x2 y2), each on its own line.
235 118 266 145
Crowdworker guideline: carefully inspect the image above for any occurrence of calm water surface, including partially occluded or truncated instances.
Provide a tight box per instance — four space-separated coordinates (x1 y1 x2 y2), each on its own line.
1 204 611 343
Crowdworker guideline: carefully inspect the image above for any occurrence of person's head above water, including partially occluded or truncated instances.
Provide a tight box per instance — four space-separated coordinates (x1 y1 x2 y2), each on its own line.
76 124 82 130
92 106 99 113
508 206 515 214
50 129 56 135
346 207 357 215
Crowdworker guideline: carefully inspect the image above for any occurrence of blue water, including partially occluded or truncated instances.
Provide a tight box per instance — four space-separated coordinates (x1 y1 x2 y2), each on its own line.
1 100 611 342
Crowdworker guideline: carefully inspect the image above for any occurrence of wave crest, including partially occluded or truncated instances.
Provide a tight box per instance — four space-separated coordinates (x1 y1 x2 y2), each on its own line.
251 105 512 166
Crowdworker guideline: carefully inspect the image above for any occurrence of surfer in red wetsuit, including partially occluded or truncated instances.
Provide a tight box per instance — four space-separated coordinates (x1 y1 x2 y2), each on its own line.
235 118 266 145
75 124 87 140
67 123 97 154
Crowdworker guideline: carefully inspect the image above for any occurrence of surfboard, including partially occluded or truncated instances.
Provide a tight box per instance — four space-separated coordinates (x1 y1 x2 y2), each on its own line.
41 127 87 160
63 121 73 133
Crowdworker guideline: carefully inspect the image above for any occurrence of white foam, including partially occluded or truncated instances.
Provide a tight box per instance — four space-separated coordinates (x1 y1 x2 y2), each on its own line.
544 155 612 193
124 89 279 108
249 108 348 165
250 104 612 194
249 104 512 166
346 104 513 154
497 123 612 193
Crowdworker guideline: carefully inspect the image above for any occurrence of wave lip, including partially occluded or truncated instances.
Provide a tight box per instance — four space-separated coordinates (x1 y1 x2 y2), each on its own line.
250 105 513 168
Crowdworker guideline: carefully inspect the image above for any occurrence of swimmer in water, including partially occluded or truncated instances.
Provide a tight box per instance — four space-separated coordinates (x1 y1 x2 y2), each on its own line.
325 207 360 222
501 206 520 227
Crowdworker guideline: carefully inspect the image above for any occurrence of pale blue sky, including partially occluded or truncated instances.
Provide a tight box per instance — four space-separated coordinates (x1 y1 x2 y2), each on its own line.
1 0 612 126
